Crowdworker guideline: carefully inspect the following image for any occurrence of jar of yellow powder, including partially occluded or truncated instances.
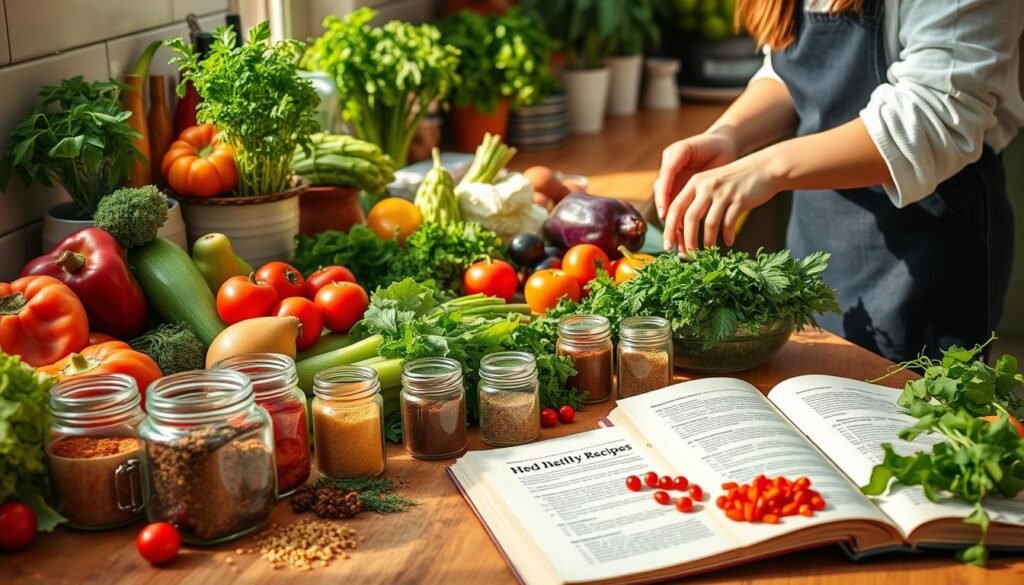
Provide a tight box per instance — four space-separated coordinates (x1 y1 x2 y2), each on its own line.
312 365 385 479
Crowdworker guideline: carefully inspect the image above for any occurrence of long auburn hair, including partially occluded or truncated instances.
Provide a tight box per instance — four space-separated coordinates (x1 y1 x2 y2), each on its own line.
736 0 866 49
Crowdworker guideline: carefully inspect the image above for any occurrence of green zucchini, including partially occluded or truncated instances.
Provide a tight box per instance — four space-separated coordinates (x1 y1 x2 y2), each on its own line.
129 237 225 346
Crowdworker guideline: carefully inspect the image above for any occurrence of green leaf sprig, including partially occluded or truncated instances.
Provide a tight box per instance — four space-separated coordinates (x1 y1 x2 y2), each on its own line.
316 476 415 514
167 22 320 197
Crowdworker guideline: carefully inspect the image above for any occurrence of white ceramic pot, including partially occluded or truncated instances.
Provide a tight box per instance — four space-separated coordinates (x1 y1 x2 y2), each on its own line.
42 198 189 252
562 67 611 135
180 193 301 267
607 54 644 116
643 58 681 110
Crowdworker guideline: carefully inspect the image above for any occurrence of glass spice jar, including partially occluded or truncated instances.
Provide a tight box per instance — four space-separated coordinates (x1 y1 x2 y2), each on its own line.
213 353 311 497
140 370 277 545
48 373 145 530
618 316 673 398
557 315 614 403
401 358 467 459
312 365 386 479
478 352 541 447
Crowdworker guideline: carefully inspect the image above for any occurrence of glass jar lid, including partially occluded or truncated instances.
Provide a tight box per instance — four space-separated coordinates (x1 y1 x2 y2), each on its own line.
558 314 612 344
145 370 254 424
402 357 463 398
620 316 671 345
212 352 298 402
313 365 381 401
50 373 141 427
479 352 538 388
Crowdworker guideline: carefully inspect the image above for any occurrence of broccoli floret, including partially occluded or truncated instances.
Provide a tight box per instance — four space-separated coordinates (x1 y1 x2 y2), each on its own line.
129 323 206 375
93 185 168 249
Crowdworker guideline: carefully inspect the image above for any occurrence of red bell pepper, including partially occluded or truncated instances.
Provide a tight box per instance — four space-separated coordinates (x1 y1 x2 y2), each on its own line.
22 228 148 340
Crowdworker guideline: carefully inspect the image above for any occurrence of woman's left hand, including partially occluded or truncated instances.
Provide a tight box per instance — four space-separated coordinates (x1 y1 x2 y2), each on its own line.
662 150 780 254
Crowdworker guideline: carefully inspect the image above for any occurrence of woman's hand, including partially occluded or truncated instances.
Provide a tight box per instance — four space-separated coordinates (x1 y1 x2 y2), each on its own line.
662 149 780 254
654 131 739 222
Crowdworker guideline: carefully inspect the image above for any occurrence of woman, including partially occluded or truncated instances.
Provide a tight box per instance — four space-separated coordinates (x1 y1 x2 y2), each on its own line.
655 0 1023 361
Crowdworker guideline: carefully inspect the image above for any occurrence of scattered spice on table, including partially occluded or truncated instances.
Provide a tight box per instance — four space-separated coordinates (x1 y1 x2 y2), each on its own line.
479 390 539 446
48 436 142 528
618 349 671 397
291 476 415 517
246 519 359 571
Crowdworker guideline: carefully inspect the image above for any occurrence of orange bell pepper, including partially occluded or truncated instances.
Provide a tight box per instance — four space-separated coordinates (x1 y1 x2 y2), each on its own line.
161 124 237 198
40 341 162 407
0 275 89 366
614 246 656 283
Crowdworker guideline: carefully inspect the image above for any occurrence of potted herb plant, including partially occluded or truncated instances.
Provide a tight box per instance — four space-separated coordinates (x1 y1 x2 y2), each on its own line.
438 8 554 152
0 76 187 251
522 0 617 134
167 21 320 266
303 8 460 168
606 1 661 116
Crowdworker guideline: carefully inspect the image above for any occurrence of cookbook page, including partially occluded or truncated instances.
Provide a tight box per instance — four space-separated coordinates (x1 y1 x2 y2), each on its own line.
608 378 893 547
767 375 1024 536
451 427 739 584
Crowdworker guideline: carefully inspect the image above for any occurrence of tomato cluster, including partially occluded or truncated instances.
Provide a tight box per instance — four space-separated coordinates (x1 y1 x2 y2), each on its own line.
541 405 575 428
716 475 826 524
626 472 704 514
522 243 656 315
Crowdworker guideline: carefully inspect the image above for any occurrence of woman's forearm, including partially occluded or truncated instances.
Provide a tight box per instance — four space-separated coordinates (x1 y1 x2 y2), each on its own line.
707 78 799 155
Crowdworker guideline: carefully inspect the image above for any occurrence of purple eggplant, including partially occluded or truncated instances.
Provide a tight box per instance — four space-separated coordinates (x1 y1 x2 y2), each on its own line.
543 192 647 258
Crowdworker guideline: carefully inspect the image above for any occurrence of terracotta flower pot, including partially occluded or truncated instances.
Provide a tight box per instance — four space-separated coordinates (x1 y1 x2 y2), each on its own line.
299 186 366 236
451 99 511 152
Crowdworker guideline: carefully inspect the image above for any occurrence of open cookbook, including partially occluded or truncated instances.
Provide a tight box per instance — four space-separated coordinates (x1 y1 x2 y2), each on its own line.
448 376 1024 585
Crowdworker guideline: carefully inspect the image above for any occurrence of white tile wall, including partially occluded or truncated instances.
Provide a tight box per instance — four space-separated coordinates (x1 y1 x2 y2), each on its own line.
6 0 175 62
172 0 229 21
0 2 10 66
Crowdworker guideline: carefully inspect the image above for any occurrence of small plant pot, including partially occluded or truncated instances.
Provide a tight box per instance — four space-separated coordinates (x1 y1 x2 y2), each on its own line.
607 54 644 116
42 198 188 253
643 58 681 110
299 185 366 235
672 318 794 373
179 179 306 267
563 67 610 134
450 100 511 152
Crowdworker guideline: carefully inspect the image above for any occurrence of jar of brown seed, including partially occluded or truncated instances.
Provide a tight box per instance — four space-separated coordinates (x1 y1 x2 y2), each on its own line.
400 358 467 459
478 352 540 447
617 316 673 398
557 315 614 403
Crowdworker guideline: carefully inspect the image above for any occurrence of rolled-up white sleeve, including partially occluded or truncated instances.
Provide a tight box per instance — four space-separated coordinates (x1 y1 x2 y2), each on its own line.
861 0 1024 207
749 48 781 84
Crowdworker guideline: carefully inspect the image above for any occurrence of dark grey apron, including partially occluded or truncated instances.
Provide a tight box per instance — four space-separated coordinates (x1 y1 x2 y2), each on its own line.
772 0 1015 361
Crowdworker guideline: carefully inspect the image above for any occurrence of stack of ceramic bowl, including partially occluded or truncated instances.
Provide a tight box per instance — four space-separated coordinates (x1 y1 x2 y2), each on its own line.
508 93 569 151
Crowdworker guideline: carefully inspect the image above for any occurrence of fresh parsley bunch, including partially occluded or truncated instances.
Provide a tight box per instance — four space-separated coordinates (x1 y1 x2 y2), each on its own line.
862 339 1024 566
167 22 320 197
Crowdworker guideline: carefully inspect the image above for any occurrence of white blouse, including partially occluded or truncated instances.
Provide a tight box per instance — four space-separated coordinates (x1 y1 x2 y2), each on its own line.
752 0 1024 207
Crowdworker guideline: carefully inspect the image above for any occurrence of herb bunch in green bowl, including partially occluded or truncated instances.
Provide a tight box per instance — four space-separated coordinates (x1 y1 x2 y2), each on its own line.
167 22 320 197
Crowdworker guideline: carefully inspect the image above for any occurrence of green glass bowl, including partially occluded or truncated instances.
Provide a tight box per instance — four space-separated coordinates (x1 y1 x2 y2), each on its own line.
673 318 793 373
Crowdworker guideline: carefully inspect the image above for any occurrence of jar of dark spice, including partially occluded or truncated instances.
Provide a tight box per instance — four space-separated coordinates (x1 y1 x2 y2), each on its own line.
557 315 614 403
618 316 673 398
213 353 310 497
479 352 540 446
401 358 467 459
48 373 145 530
312 365 386 479
140 370 277 545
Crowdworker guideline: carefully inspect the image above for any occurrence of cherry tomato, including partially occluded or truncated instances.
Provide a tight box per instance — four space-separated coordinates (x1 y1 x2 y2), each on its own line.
305 265 356 299
524 269 582 315
980 415 1024 437
716 495 728 509
541 408 558 428
136 522 180 565
673 476 689 491
614 246 656 283
463 258 518 302
654 491 671 505
561 244 611 285
315 281 369 333
557 405 575 424
658 475 673 490
256 261 306 299
676 496 694 513
625 475 642 492
217 274 280 324
644 471 659 488
274 297 324 351
0 501 36 551
689 484 704 501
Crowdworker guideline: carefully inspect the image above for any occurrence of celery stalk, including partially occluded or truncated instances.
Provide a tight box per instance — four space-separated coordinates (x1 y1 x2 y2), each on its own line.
296 334 383 393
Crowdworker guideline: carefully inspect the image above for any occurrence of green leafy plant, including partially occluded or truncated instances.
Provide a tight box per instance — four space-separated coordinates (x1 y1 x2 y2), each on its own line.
438 8 555 113
521 0 618 69
167 22 320 197
862 339 1024 566
0 77 143 218
606 1 662 56
302 8 460 167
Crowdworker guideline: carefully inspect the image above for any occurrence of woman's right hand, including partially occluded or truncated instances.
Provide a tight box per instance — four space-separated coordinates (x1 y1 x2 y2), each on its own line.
653 131 739 222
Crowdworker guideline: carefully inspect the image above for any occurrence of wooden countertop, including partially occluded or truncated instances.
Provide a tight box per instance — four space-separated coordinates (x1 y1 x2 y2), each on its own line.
9 108 1024 585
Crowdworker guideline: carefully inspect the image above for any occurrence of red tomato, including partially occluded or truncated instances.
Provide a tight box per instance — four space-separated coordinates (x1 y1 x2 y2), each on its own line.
557 405 575 424
463 259 518 302
315 281 369 333
256 262 306 299
676 496 694 513
0 501 36 551
306 265 356 299
216 274 279 324
561 244 611 285
274 297 324 351
524 269 582 315
136 522 180 565
625 475 642 492
540 408 559 428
